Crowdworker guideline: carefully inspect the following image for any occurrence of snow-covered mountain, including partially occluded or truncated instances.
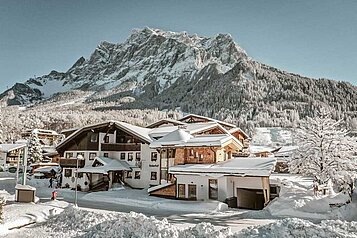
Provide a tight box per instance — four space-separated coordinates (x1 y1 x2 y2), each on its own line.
1 27 356 130
1 28 249 104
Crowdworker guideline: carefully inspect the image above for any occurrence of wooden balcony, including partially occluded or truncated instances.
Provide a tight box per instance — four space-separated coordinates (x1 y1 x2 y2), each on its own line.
101 143 141 152
59 158 85 168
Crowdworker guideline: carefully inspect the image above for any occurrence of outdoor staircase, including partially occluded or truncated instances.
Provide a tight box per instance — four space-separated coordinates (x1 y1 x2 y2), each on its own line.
90 179 109 192
148 182 176 198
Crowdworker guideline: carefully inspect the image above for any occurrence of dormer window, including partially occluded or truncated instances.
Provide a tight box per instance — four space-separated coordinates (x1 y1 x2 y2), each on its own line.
90 133 98 142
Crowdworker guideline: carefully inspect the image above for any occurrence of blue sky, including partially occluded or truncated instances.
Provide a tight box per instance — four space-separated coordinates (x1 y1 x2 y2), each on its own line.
1 0 356 92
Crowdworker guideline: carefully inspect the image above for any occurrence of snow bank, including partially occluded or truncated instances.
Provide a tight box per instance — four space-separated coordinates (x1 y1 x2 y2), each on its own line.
235 218 357 238
21 207 357 238
266 177 354 220
39 207 232 238
0 190 14 202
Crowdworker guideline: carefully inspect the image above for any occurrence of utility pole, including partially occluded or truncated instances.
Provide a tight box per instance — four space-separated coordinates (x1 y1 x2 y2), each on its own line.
22 146 28 185
74 154 83 207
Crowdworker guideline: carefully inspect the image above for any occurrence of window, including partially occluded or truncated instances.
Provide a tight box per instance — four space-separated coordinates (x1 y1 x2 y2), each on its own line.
134 171 141 179
209 179 218 200
150 172 157 180
64 169 72 177
104 135 109 143
198 154 203 162
89 153 96 160
194 152 199 158
77 152 84 159
103 153 109 157
128 153 133 161
65 152 73 158
90 133 98 142
178 184 185 198
120 153 125 160
189 149 194 156
136 152 141 161
168 149 176 158
127 171 132 178
75 172 83 178
188 184 197 200
151 152 158 161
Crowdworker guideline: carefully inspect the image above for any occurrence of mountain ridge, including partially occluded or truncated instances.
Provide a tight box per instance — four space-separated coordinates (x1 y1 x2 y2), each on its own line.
1 27 356 130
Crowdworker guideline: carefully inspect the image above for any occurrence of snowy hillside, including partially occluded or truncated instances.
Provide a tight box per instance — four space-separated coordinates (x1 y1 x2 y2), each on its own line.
251 127 295 146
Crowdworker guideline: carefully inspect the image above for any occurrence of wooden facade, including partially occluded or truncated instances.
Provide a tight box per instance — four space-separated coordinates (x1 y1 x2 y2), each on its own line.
57 123 147 155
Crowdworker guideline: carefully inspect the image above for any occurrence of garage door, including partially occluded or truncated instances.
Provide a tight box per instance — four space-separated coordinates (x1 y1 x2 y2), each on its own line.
237 188 264 210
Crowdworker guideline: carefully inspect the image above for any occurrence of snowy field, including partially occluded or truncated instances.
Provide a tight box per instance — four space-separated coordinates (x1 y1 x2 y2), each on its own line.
1 172 357 237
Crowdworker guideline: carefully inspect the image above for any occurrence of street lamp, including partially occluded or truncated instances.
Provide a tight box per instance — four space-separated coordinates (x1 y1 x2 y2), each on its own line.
74 154 83 207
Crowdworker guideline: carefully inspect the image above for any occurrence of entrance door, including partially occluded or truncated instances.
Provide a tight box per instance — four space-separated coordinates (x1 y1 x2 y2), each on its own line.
112 171 123 184
178 184 185 199
188 184 197 200
209 179 218 200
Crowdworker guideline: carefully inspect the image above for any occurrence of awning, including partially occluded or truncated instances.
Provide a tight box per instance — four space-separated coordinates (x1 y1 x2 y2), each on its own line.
78 157 132 174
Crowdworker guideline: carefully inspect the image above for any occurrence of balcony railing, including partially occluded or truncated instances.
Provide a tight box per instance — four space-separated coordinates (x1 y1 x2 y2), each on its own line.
59 158 85 168
101 143 141 152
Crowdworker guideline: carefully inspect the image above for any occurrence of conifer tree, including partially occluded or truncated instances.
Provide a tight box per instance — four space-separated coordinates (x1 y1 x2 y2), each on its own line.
28 133 43 163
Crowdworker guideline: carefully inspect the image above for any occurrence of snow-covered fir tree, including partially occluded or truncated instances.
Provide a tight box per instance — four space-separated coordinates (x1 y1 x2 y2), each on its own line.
289 110 357 193
28 133 43 163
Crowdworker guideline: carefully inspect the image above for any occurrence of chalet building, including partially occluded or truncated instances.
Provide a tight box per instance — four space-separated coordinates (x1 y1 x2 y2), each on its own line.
22 129 64 162
0 143 27 170
56 121 160 191
169 157 276 209
57 115 276 209
21 129 64 146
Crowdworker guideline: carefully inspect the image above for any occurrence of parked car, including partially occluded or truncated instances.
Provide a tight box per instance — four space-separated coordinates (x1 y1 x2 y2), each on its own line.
7 167 23 173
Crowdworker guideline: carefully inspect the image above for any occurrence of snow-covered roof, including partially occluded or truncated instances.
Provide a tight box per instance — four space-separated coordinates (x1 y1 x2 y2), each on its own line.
146 119 186 128
150 129 242 148
149 122 227 139
169 157 277 177
34 166 60 173
249 145 276 154
15 184 36 191
78 157 132 174
274 146 299 157
22 129 61 136
179 114 237 129
57 121 152 150
0 144 27 153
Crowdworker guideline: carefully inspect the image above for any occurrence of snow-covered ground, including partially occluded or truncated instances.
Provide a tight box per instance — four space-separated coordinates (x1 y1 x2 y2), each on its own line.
2 205 357 237
81 188 228 213
1 172 357 237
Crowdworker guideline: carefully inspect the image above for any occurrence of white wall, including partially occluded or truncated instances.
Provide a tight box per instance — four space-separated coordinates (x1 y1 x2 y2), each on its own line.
175 175 266 201
62 168 90 191
123 144 160 188
62 142 161 189
175 174 228 201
